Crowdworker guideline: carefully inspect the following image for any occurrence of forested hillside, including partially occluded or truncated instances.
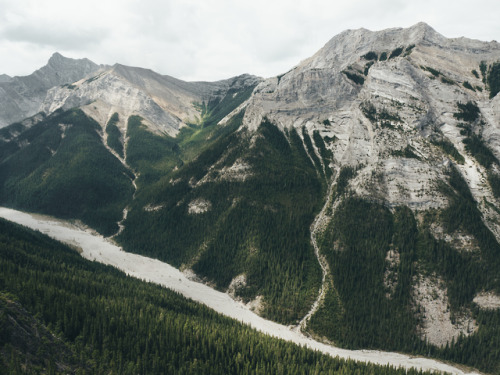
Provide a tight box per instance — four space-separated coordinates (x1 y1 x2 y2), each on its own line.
0 109 134 236
0 218 436 375
308 167 500 374
119 116 325 324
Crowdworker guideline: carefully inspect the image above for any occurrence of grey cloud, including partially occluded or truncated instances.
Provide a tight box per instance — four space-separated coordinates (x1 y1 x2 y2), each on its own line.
1 24 107 50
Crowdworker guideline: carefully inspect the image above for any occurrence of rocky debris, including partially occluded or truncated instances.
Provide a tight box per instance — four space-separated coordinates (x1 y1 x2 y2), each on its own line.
188 198 212 214
430 224 481 253
413 274 477 347
246 295 264 314
218 160 252 181
384 249 400 298
144 204 164 212
473 291 500 310
227 274 247 298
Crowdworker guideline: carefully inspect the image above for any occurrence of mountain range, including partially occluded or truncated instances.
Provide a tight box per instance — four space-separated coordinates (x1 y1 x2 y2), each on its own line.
1 22 500 374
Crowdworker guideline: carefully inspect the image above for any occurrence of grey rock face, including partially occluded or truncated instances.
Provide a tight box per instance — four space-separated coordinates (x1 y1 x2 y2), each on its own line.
0 53 101 127
0 74 11 83
41 63 261 135
243 22 500 214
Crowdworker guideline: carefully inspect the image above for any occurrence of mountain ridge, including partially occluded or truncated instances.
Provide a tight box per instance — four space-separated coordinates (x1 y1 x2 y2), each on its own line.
1 22 500 373
0 52 102 127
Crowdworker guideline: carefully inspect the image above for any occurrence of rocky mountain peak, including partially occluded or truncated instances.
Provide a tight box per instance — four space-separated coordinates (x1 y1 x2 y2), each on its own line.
0 74 12 83
242 22 500 214
36 52 100 83
303 22 444 72
47 51 66 65
0 53 102 128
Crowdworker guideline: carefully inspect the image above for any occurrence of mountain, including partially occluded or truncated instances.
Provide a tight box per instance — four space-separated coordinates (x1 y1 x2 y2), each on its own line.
0 52 101 128
1 23 500 374
40 63 260 136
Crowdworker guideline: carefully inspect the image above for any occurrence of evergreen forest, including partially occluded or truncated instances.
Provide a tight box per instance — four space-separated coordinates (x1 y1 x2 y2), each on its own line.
0 218 437 375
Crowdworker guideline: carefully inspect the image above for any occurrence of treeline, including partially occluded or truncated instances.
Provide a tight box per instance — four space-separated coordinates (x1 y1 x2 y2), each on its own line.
0 218 435 375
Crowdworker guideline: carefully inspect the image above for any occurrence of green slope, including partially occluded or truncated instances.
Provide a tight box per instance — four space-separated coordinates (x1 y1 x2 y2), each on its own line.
0 218 435 375
119 117 325 324
308 166 500 374
0 109 134 236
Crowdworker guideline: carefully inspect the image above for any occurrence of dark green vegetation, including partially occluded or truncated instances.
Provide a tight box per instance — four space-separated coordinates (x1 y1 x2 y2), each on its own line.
488 61 500 98
462 81 475 91
311 200 422 352
357 44 414 64
453 101 500 171
343 71 365 85
312 130 334 179
453 101 480 123
420 66 455 84
405 45 415 54
463 133 498 168
302 127 325 179
389 47 404 59
421 66 441 78
307 169 500 373
126 115 182 186
430 138 465 164
451 102 500 234
0 219 439 375
480 61 488 83
391 145 420 160
0 109 134 236
105 112 124 158
361 102 401 127
362 51 378 61
440 76 455 85
334 166 357 197
363 62 374 76
196 83 257 128
119 118 328 324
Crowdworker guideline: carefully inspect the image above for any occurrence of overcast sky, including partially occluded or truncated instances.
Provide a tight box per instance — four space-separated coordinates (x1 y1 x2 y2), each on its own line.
1 0 499 81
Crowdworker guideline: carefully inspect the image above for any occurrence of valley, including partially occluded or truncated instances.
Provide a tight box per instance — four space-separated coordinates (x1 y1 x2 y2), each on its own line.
0 207 480 375
1 22 500 374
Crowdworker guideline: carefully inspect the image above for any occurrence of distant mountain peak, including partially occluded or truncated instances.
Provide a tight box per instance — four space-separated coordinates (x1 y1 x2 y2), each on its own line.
45 52 96 71
0 74 11 83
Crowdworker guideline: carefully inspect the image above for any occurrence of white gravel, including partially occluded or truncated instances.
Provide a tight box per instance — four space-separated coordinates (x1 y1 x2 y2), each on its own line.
0 207 481 375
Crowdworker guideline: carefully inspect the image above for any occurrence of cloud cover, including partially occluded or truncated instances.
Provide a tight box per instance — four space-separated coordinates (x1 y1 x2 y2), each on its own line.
0 0 499 81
